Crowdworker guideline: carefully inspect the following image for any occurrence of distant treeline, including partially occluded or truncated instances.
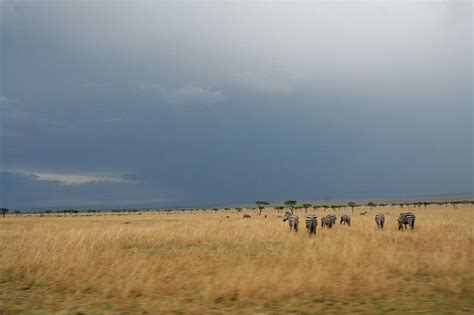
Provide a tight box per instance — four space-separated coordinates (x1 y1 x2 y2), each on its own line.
1 199 473 216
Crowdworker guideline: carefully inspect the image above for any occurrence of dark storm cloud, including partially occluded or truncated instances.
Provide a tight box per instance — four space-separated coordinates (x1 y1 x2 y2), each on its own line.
0 1 472 209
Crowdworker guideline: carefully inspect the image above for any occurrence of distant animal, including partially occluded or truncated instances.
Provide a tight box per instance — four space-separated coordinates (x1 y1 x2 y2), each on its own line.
340 214 351 226
283 211 299 232
321 214 336 228
375 213 385 229
398 212 415 230
243 214 251 219
305 215 317 236
360 211 368 216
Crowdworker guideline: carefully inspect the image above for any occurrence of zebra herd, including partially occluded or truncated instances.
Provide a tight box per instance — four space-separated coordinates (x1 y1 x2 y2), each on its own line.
282 211 416 236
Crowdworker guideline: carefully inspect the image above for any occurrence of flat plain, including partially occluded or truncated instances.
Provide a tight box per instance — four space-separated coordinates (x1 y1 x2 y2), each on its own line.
0 204 473 314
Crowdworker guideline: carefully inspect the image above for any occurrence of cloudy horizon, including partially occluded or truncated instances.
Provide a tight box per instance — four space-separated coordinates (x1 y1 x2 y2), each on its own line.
1 1 472 210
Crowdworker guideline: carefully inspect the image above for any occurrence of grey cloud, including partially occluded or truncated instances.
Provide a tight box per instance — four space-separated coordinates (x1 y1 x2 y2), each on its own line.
0 95 19 105
2 168 139 185
140 84 227 106
0 171 172 210
235 71 294 94
104 118 122 124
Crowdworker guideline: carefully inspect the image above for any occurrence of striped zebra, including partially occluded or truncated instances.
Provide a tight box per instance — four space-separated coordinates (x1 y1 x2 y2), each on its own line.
305 215 317 235
375 213 385 229
340 214 351 226
398 212 415 230
283 211 299 232
321 214 336 228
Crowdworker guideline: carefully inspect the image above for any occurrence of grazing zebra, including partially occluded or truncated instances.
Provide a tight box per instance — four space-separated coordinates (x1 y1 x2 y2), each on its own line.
375 213 385 229
398 212 415 230
305 215 317 235
243 214 251 219
283 211 299 232
340 214 351 226
321 214 336 228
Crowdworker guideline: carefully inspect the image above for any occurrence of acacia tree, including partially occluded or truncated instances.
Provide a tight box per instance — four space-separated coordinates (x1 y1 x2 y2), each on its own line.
256 201 270 216
302 203 312 214
1 208 9 218
274 206 285 213
284 200 297 215
348 201 356 213
367 202 377 211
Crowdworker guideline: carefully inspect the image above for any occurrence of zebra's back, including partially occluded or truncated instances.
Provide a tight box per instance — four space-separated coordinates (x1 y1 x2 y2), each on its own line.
283 212 299 232
398 212 415 230
290 215 299 232
305 215 317 235
340 214 351 226
321 215 334 228
375 213 385 229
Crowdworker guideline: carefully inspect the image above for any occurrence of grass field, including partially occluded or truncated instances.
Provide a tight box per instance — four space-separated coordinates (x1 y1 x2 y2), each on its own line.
0 204 473 314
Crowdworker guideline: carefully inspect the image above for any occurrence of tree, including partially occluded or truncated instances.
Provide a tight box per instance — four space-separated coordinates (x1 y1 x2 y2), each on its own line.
302 203 312 214
348 201 356 213
274 206 285 213
367 202 377 212
284 200 297 215
256 201 270 216
14 210 21 216
1 208 9 218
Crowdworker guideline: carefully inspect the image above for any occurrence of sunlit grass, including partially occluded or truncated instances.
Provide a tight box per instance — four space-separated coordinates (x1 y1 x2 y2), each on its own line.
0 205 473 313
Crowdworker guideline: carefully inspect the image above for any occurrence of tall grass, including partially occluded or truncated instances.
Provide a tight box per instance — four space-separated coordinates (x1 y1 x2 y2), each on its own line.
0 205 473 313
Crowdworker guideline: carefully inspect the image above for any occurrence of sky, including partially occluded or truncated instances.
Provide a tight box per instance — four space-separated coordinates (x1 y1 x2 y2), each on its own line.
0 1 472 210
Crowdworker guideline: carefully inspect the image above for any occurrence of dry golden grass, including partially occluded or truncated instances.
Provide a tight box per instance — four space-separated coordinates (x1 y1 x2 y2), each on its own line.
0 204 473 314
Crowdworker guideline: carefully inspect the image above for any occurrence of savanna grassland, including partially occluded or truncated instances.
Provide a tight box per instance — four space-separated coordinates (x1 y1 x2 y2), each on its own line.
0 204 473 314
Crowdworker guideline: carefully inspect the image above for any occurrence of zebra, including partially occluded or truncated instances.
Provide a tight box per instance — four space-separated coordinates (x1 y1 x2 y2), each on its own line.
375 213 385 229
398 212 415 230
283 211 299 232
305 215 317 235
340 214 351 226
321 214 336 228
